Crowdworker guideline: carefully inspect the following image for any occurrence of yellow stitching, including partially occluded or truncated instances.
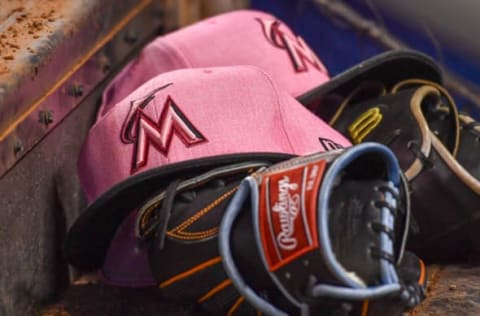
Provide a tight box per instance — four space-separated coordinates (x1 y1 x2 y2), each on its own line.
348 107 383 144
329 82 386 125
166 186 239 241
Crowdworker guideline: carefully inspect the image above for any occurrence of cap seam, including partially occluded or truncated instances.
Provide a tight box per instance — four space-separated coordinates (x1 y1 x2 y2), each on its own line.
161 37 195 68
246 65 296 153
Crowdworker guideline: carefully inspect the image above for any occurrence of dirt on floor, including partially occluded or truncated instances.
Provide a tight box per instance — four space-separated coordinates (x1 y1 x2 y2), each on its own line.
39 264 480 316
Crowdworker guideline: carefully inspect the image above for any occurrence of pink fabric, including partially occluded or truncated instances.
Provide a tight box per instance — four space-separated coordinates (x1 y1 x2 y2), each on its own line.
98 9 329 119
88 9 338 288
81 66 348 202
100 210 154 286
81 66 349 287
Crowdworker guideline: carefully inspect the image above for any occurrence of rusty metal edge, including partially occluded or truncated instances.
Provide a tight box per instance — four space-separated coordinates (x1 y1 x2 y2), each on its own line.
0 0 164 179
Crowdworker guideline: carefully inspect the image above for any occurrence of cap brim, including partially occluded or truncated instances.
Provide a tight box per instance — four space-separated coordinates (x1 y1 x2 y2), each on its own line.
298 49 442 117
65 152 294 270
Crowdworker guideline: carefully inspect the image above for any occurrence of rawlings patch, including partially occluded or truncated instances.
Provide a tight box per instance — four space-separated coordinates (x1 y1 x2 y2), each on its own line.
259 160 325 271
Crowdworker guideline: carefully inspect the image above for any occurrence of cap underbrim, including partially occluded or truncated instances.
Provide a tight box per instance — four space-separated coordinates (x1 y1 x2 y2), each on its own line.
65 152 294 270
298 49 442 115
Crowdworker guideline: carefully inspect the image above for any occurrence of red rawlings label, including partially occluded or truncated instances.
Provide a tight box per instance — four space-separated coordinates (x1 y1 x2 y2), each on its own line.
259 160 326 271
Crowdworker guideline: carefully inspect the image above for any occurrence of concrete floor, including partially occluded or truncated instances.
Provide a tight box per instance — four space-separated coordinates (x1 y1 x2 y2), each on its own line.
39 264 480 316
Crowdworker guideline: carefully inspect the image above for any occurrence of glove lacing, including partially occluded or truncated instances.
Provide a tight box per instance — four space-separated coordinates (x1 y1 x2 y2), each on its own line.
308 182 403 298
334 78 478 172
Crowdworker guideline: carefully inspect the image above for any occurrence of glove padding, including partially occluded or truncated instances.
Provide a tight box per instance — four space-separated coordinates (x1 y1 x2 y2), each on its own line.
136 143 425 315
309 76 480 262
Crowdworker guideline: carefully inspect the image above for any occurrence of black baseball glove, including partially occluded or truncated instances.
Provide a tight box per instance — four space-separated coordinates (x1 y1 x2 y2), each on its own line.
66 143 425 315
300 49 480 262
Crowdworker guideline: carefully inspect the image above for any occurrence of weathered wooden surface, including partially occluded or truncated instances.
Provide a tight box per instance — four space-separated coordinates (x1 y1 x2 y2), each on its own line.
39 265 480 316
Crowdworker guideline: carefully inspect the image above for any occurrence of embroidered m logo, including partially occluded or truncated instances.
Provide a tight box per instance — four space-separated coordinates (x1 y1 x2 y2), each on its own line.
257 17 327 73
121 86 207 173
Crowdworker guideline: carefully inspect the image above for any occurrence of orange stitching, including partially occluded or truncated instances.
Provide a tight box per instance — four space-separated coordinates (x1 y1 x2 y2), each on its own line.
141 202 159 229
159 257 222 288
141 185 238 238
140 165 258 232
171 186 238 230
166 227 219 240
197 279 232 303
418 259 426 286
361 300 369 316
166 186 238 241
227 296 245 316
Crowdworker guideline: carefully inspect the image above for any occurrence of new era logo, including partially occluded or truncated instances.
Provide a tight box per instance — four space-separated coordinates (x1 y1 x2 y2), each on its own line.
257 17 327 74
319 137 344 151
121 85 207 173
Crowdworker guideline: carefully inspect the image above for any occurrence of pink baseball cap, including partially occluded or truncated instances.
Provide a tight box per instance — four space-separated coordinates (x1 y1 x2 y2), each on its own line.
98 9 330 119
66 66 350 285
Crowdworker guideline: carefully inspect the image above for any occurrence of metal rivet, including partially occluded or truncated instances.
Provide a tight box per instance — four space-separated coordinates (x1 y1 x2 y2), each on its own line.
13 140 23 155
152 8 164 19
98 54 111 74
340 302 353 312
303 260 310 267
39 110 54 126
285 272 291 279
68 84 84 98
124 29 138 44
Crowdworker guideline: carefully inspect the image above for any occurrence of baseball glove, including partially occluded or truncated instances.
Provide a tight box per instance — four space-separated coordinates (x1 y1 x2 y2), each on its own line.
300 51 480 262
124 143 424 315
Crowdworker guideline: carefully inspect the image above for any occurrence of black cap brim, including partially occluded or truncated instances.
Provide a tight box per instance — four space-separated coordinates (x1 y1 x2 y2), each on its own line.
298 49 442 120
65 152 294 270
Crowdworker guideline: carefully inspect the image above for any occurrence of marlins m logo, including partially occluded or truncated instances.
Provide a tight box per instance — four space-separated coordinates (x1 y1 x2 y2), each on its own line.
121 84 207 173
257 17 327 73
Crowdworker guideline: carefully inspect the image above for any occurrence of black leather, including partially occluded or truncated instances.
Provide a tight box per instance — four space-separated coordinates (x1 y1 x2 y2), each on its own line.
147 165 258 315
299 49 442 123
327 81 480 262
408 143 480 261
329 179 392 284
228 150 416 315
65 152 293 269
144 149 421 315
331 89 422 172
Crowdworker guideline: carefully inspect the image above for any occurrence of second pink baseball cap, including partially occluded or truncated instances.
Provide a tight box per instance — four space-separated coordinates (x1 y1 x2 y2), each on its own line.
98 9 330 119
66 65 350 285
